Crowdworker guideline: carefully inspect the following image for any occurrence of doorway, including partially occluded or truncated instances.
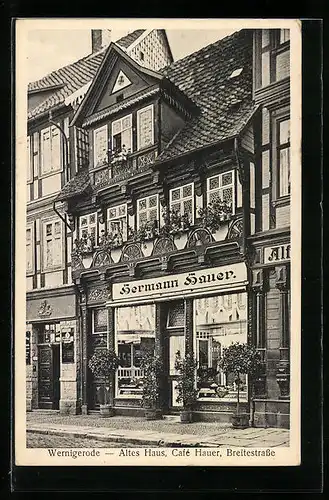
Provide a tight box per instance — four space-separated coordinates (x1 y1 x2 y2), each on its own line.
38 344 60 409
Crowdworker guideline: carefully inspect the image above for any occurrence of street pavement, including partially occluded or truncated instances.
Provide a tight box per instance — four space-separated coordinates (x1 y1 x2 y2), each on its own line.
26 416 290 448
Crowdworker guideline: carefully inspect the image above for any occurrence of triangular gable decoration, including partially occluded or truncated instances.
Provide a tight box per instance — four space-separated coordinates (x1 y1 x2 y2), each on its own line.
112 70 132 94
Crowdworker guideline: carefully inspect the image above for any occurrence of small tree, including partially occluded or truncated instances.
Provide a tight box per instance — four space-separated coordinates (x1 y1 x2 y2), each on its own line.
174 351 199 409
140 350 163 410
219 342 262 415
88 348 120 406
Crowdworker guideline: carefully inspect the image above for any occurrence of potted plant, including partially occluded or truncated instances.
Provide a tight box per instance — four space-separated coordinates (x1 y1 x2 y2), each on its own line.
140 350 163 420
160 207 192 238
174 351 199 423
88 348 120 417
218 342 262 429
198 196 233 233
74 232 95 255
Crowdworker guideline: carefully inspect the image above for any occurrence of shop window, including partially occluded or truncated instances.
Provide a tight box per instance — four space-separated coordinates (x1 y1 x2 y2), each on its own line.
116 304 155 398
26 224 34 275
41 219 63 271
40 125 61 176
37 323 61 344
169 183 194 224
207 171 235 212
255 29 290 90
137 105 154 150
167 300 185 328
79 212 97 243
92 308 108 334
111 114 132 154
194 294 248 401
277 118 291 197
107 204 127 241
137 194 159 228
93 125 108 167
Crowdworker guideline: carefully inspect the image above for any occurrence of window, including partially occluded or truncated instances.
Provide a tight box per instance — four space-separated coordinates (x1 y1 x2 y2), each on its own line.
42 219 63 271
207 171 235 210
27 136 32 183
40 125 61 175
93 125 108 167
92 309 108 335
195 293 248 401
137 105 154 150
167 300 185 328
79 213 97 241
37 323 61 344
277 118 290 197
137 195 159 228
116 305 155 398
107 204 127 240
111 114 132 154
255 29 290 89
26 225 34 274
169 183 194 223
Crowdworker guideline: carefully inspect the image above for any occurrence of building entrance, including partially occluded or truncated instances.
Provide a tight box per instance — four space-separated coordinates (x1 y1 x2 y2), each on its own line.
38 344 60 409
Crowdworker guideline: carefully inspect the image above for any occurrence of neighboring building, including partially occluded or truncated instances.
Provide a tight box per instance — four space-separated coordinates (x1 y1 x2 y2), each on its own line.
56 29 260 421
248 28 291 427
26 29 173 414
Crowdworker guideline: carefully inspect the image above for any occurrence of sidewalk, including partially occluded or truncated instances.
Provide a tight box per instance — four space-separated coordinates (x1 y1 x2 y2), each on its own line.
26 413 290 448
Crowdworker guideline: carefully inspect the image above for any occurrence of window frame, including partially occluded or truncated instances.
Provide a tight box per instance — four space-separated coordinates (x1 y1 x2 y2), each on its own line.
169 182 195 224
206 170 235 213
137 104 154 151
255 29 290 90
27 136 33 184
93 124 108 168
107 204 128 241
92 308 108 336
40 124 63 178
79 212 98 243
26 222 35 276
276 116 291 198
40 217 65 272
111 114 133 154
136 194 159 229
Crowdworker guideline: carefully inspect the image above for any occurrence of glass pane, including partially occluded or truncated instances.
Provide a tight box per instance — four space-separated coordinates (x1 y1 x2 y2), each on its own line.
279 148 290 196
121 128 132 151
26 228 31 241
222 187 233 202
93 309 107 333
209 176 219 190
183 199 192 215
275 50 290 81
198 340 209 368
118 343 131 367
139 212 147 224
89 214 96 224
149 208 158 221
138 199 147 210
109 207 117 219
171 203 180 213
167 300 185 327
112 121 121 136
222 172 233 186
182 184 192 198
138 108 153 149
261 29 270 47
80 217 88 227
122 115 132 130
261 51 270 87
280 29 290 44
54 221 61 234
279 119 290 144
171 189 181 202
46 240 53 267
46 224 52 236
209 191 220 203
118 205 126 217
51 127 60 171
148 196 157 208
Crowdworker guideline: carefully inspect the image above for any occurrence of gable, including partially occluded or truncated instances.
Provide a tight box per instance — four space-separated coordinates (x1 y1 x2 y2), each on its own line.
92 58 159 115
28 88 63 114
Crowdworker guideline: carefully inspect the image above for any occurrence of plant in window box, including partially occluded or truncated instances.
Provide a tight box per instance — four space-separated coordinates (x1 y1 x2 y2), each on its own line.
109 145 131 165
99 229 124 250
198 197 233 233
197 367 219 388
160 207 192 238
74 232 95 256
128 220 159 247
218 342 262 429
174 351 199 423
88 348 120 417
140 350 163 420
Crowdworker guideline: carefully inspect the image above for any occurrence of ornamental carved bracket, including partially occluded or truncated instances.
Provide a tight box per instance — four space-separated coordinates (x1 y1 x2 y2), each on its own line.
88 286 110 303
38 300 53 318
275 265 289 291
251 269 264 293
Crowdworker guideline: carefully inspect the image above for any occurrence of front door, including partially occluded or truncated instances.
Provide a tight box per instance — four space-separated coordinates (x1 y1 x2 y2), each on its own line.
38 344 60 409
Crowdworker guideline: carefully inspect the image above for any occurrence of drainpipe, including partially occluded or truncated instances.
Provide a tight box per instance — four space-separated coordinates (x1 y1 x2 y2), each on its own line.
234 136 255 427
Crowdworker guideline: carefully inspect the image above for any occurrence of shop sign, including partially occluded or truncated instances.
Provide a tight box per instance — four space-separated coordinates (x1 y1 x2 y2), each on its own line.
264 244 290 264
112 262 247 303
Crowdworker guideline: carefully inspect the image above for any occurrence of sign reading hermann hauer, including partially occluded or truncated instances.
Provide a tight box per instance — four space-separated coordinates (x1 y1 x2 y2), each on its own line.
112 263 247 302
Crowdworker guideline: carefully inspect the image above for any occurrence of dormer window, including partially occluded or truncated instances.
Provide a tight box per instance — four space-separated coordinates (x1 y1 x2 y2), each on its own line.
116 93 124 103
111 114 132 154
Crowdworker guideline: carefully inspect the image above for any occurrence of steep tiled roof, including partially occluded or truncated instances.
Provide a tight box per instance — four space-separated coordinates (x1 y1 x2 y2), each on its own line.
56 168 90 201
28 29 146 120
157 29 256 162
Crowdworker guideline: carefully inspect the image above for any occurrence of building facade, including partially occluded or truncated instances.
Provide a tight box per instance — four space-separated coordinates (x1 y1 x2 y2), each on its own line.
26 29 173 414
26 28 292 428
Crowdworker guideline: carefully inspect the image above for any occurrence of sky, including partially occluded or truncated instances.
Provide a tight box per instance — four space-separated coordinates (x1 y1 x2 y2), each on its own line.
26 27 236 83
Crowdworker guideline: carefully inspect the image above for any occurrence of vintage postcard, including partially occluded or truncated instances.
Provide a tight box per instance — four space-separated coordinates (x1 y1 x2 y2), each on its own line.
15 18 301 467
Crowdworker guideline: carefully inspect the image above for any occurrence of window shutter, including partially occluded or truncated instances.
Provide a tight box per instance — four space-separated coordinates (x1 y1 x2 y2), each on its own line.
41 129 51 174
94 127 108 166
51 126 61 172
138 106 153 150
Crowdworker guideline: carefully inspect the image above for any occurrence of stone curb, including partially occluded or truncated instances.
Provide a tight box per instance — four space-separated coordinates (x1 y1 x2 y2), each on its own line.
27 427 221 448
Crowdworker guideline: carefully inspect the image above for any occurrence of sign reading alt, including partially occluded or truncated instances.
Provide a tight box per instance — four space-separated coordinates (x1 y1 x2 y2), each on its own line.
112 263 247 302
264 244 290 264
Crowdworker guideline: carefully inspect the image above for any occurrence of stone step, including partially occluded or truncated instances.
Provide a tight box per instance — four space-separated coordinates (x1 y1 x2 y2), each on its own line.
162 414 181 422
31 409 60 415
